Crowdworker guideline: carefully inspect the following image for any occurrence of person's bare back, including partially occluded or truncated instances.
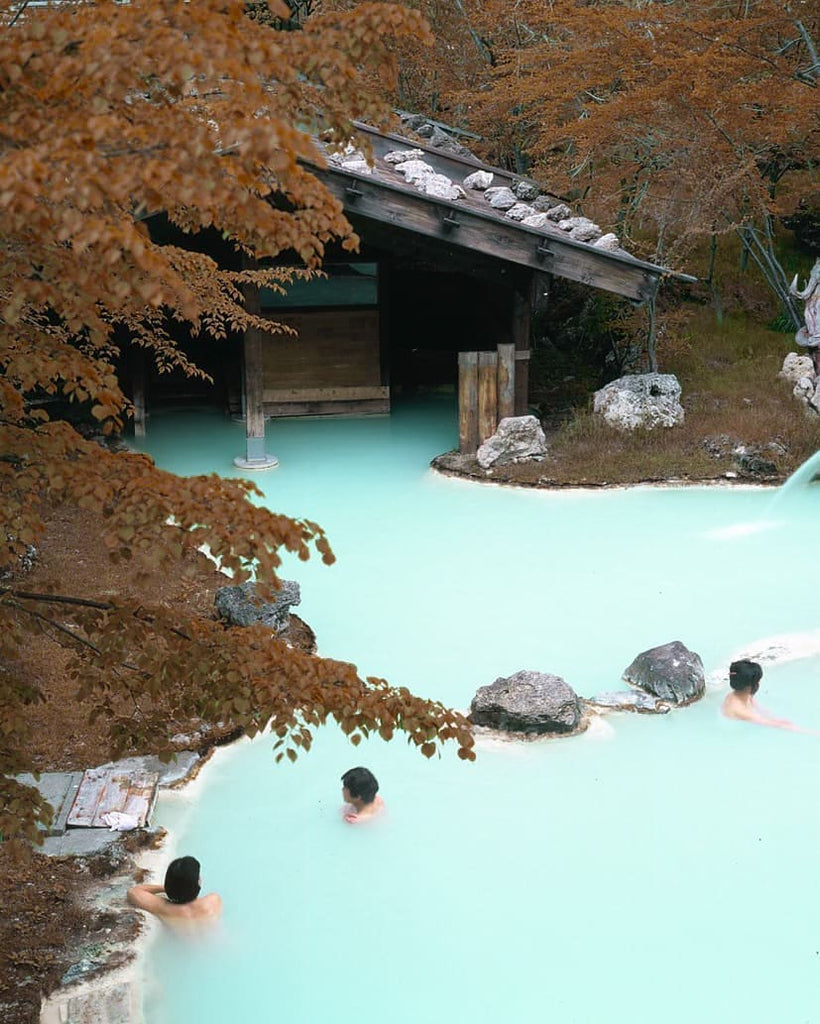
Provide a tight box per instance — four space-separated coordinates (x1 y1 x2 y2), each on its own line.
720 688 795 729
721 659 807 732
127 855 222 930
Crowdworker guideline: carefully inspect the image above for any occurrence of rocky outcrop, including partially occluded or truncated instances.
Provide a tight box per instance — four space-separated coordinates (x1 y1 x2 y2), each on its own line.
470 669 582 734
779 352 815 386
476 415 548 469
215 579 301 633
732 446 780 479
593 373 685 430
622 641 705 705
780 351 820 415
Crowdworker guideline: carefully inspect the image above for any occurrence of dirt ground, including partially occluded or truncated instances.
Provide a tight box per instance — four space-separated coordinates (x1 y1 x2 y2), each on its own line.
0 503 314 1024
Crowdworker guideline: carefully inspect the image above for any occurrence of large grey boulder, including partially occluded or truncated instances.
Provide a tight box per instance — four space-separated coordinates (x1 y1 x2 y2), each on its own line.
593 373 684 430
470 669 582 734
476 415 548 469
215 580 300 633
622 641 705 705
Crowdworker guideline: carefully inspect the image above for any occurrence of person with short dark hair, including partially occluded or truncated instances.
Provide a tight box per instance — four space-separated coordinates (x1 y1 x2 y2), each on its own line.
721 659 801 731
127 855 222 927
341 766 384 824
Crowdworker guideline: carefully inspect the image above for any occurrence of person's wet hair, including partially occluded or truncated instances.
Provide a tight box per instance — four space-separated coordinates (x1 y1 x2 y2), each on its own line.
729 659 763 693
342 766 379 805
164 856 202 904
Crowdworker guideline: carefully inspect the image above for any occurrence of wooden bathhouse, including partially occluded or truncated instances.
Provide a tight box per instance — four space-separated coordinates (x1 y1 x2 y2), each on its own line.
132 121 677 462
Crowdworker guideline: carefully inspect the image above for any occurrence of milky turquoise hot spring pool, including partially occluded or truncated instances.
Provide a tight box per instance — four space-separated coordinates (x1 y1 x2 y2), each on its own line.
135 399 820 1024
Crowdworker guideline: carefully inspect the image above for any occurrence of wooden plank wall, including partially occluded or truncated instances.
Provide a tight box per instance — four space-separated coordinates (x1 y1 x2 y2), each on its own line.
260 309 387 416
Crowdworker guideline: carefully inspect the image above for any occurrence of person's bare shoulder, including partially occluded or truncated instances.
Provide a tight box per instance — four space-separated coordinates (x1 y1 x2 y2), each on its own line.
721 693 748 720
194 893 222 919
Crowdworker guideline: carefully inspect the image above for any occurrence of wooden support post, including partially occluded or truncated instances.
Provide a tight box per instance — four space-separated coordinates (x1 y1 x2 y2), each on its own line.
458 351 479 454
477 350 498 445
234 272 278 470
512 274 537 416
244 329 267 460
131 347 147 438
496 343 515 422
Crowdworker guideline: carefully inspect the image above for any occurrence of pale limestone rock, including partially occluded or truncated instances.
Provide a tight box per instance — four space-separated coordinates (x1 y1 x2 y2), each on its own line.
339 156 372 175
514 180 540 201
793 375 815 402
505 203 534 222
522 213 552 229
593 373 684 431
463 170 494 190
779 352 815 386
384 148 425 164
572 222 602 242
476 415 548 469
557 217 601 242
418 174 464 201
545 203 572 221
594 233 621 252
395 158 436 184
484 187 518 211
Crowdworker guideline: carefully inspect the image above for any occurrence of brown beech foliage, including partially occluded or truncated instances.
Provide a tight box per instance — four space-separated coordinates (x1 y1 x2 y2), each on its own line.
448 1 818 286
0 0 474 846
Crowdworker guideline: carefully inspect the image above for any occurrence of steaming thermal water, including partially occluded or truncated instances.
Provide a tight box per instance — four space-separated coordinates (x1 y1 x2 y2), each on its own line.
135 400 820 1024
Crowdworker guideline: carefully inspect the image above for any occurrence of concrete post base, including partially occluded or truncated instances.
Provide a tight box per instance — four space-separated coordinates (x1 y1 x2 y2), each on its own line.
233 454 279 471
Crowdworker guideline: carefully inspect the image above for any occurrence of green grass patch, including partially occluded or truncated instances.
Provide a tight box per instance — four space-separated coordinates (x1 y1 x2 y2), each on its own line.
543 309 820 485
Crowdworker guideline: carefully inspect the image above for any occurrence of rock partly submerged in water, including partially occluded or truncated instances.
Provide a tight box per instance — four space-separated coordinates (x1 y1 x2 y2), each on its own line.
622 640 705 705
583 691 672 715
470 669 583 735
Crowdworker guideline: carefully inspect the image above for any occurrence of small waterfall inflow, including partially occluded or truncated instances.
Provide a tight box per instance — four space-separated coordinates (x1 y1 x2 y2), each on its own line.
767 449 820 515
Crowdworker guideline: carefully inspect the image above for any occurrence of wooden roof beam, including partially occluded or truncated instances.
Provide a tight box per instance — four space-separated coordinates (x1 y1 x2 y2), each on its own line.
314 166 663 303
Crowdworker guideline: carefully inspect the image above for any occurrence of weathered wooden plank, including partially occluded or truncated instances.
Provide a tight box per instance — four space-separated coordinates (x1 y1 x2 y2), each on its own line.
312 167 661 301
261 310 381 389
477 351 498 444
512 280 535 415
496 343 515 421
244 329 266 444
131 347 146 438
264 398 389 418
458 351 479 453
263 386 388 402
67 768 158 828
242 265 266 452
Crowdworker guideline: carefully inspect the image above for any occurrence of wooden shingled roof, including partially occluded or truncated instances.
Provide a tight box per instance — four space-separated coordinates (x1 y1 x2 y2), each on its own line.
310 121 692 303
